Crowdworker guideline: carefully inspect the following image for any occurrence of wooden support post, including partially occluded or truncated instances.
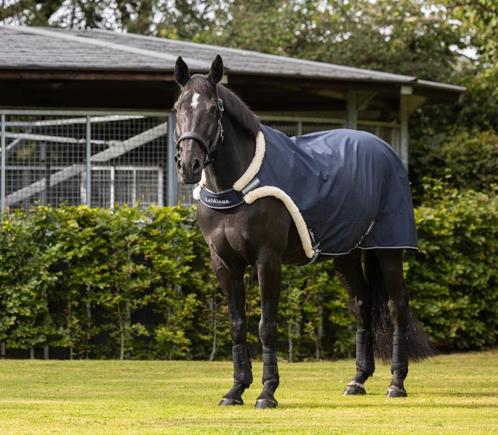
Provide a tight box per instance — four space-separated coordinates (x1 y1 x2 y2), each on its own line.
346 91 358 129
400 86 412 169
110 166 115 208
167 112 177 206
0 114 5 216
85 116 92 206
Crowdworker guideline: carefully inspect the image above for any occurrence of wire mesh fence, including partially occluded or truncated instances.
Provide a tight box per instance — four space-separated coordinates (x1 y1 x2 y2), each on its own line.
0 111 170 212
0 112 400 210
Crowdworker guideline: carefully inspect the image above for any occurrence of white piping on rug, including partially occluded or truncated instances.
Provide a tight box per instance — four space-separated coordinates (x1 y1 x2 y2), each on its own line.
243 186 314 259
233 131 265 191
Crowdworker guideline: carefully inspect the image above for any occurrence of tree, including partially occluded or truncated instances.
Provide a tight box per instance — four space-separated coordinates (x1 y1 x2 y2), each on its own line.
0 0 157 32
188 0 464 82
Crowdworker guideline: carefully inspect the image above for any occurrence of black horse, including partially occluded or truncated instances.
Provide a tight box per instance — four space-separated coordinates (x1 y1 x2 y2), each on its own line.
173 55 431 408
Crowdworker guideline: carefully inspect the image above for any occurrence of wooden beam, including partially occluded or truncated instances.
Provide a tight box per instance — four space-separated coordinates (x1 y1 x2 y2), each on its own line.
0 69 174 81
0 80 176 110
310 89 347 100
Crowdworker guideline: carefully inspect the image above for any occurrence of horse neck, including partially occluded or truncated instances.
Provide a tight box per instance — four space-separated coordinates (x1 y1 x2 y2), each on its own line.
203 117 257 192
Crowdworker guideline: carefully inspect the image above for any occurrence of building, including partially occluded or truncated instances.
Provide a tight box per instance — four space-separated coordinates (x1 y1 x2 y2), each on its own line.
0 26 465 210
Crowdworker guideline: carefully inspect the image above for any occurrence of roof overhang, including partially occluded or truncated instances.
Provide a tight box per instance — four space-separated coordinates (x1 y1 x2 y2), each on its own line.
0 25 465 111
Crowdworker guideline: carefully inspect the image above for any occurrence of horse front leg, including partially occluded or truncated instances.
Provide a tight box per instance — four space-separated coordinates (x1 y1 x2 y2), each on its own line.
377 249 409 398
335 251 375 395
255 256 281 409
213 257 252 406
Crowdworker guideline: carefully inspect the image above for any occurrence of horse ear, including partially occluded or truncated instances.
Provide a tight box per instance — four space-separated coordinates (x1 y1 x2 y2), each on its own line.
175 56 190 87
208 55 224 84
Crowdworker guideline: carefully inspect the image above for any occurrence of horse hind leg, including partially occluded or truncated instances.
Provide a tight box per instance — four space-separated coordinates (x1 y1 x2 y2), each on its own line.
375 249 409 398
335 250 375 395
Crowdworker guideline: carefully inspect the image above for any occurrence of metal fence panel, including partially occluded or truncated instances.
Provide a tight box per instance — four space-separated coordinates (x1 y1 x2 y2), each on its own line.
0 111 168 211
0 112 401 210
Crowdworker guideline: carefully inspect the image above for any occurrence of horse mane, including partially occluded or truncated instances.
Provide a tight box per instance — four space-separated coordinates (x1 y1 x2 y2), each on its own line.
217 84 260 139
186 75 260 139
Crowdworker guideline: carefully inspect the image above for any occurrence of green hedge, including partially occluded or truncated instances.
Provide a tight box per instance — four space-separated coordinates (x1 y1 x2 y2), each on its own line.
406 182 498 351
410 130 498 199
0 187 496 360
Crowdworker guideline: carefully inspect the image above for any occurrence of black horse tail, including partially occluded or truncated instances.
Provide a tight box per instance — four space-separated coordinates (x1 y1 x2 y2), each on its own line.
364 250 433 362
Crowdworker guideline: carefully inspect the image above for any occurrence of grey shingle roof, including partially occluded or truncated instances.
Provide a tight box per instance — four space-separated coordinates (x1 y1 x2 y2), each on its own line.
0 25 465 92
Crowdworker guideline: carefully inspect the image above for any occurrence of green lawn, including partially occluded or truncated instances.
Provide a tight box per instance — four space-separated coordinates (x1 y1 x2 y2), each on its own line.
0 351 496 434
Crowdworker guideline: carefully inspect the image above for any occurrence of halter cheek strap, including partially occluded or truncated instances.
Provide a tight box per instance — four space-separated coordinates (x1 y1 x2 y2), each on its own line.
175 96 225 168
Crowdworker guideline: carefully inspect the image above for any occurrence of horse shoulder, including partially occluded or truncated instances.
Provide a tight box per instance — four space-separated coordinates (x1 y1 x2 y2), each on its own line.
196 198 293 265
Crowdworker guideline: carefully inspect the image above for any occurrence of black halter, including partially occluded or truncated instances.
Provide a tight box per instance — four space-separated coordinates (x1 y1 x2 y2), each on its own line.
175 92 225 168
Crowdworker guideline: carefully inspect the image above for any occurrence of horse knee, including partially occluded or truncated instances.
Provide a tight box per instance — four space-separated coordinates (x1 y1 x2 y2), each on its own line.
354 297 371 325
259 319 277 346
387 297 409 331
230 318 246 344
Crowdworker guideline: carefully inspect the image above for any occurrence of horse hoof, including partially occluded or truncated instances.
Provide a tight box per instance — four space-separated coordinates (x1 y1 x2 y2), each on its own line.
386 385 407 398
343 381 366 396
255 398 278 409
219 397 243 406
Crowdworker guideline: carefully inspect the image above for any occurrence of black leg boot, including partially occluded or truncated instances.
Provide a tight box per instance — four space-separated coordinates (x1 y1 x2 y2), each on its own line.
344 328 375 395
255 347 279 409
387 332 409 398
219 344 252 406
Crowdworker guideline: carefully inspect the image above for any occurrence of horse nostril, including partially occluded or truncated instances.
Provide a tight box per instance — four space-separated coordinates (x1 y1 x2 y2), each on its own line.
192 158 201 174
176 160 182 170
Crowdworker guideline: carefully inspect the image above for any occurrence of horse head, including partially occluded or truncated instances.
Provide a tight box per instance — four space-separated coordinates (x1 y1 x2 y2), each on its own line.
174 55 225 184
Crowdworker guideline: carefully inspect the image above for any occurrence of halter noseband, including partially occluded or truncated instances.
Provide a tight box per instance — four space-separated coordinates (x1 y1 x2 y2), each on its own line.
175 93 225 168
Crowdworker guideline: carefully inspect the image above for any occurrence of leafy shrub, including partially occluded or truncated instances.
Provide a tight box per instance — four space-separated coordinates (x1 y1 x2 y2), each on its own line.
0 196 496 360
406 181 498 350
410 130 498 198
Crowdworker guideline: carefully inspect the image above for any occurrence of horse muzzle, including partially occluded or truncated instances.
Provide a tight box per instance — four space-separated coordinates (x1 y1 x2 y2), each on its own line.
177 157 202 184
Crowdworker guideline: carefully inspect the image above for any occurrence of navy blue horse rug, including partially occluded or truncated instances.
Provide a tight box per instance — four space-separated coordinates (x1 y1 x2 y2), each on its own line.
195 124 418 262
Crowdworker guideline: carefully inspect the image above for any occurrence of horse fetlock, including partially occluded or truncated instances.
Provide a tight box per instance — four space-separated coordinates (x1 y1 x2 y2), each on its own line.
391 332 409 377
262 347 279 389
354 369 372 385
262 368 279 393
232 344 253 385
391 367 408 388
355 329 375 376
